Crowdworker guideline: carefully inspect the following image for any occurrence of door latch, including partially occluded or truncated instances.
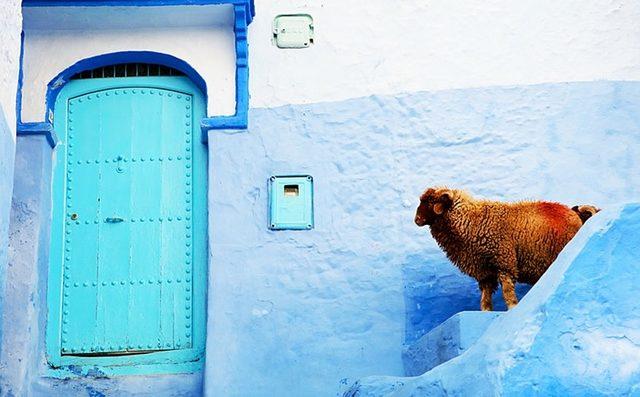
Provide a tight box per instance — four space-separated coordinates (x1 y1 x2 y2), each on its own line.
105 217 124 223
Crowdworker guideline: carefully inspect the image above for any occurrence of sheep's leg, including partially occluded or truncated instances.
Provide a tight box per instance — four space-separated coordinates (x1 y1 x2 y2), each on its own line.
479 279 497 311
498 272 518 309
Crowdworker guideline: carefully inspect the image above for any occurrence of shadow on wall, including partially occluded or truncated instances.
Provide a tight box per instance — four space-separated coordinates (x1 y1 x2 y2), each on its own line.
402 251 530 343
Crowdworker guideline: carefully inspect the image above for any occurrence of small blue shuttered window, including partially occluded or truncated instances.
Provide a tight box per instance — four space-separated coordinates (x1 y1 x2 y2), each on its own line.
46 73 208 375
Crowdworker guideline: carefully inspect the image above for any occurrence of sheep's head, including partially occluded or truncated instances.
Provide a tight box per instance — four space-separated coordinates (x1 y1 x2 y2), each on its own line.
415 187 454 227
571 204 601 224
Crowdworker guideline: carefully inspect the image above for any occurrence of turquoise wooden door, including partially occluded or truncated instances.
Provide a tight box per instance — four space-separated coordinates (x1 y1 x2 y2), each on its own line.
47 77 207 373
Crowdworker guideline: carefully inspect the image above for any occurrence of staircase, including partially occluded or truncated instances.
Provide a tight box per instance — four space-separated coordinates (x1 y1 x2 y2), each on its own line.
402 311 501 376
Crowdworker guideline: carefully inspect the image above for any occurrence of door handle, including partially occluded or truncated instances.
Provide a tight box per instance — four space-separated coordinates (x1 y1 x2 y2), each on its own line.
105 217 124 223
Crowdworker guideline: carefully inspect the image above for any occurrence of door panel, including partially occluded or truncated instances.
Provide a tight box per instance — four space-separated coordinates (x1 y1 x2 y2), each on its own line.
60 86 195 355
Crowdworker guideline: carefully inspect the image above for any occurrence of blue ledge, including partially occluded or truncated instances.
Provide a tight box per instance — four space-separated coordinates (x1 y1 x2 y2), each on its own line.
402 311 501 376
17 122 58 148
201 115 246 131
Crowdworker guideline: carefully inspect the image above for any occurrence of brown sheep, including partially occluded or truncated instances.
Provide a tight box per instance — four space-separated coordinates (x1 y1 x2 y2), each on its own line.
414 187 583 311
572 204 600 224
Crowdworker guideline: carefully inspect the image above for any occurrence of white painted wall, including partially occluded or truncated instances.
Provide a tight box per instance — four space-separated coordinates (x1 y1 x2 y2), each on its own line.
249 0 640 108
21 5 236 123
0 0 22 136
22 1 638 119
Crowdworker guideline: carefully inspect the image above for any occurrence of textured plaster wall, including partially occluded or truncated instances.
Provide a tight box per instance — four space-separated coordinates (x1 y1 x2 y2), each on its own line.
0 0 21 361
249 0 640 108
21 5 236 122
0 0 21 135
204 81 640 397
1 136 203 396
6 2 640 396
347 203 640 396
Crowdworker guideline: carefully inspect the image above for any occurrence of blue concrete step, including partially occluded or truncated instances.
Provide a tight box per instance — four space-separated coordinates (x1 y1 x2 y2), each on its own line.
402 311 501 376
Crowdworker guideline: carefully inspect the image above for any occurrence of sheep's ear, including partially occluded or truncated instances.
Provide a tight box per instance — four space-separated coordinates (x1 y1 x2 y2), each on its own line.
438 190 453 204
433 190 453 215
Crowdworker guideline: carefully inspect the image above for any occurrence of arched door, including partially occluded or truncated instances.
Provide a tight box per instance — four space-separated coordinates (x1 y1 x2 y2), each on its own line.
46 74 207 373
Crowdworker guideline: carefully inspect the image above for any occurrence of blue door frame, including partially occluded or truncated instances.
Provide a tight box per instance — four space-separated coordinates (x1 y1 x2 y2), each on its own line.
46 76 208 377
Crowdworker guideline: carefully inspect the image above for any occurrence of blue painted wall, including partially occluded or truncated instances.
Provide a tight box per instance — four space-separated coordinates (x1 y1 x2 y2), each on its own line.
3 81 640 396
348 203 640 396
0 105 16 358
204 81 640 397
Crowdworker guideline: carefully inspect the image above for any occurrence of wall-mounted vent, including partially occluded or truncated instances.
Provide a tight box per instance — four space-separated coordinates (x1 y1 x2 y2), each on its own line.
70 63 185 80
